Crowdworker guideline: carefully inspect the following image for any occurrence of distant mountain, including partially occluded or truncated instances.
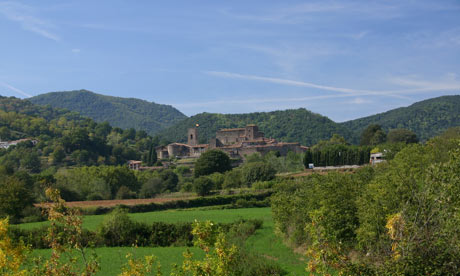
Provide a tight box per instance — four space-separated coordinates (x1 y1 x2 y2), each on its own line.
155 109 354 146
341 95 460 143
29 90 187 135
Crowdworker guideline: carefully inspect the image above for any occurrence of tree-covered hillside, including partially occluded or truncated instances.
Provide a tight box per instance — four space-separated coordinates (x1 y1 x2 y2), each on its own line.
0 96 156 172
156 109 353 146
341 95 460 143
29 90 186 135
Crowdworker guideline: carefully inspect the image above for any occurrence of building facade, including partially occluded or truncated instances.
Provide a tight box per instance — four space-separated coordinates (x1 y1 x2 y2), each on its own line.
157 125 306 159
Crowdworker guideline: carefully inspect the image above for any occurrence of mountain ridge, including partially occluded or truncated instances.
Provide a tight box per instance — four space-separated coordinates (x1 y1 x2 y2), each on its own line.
28 90 186 136
27 90 460 146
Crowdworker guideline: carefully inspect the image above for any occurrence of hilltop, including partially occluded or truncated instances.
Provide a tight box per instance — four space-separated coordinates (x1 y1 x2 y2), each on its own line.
341 95 460 143
155 109 353 146
29 90 186 136
28 90 460 146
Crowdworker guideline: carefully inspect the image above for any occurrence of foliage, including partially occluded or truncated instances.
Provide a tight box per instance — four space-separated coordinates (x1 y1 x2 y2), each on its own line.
0 175 34 223
360 124 386 146
118 254 161 276
28 90 186 136
97 208 146 247
343 95 460 143
193 177 214 196
139 178 163 198
171 220 285 276
263 151 304 173
272 130 460 275
0 96 158 172
30 188 100 276
156 108 354 146
240 162 276 187
222 169 243 189
0 218 28 276
387 128 418 144
193 150 231 177
304 144 371 167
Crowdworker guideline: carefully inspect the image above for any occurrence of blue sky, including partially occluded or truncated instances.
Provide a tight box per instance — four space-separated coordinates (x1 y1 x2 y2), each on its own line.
0 0 459 122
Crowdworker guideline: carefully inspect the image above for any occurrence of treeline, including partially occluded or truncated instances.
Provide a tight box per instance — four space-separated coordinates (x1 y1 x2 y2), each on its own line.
304 144 371 166
271 127 460 275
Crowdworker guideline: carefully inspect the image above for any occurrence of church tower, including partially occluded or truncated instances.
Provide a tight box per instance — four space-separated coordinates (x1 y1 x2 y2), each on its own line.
188 128 198 146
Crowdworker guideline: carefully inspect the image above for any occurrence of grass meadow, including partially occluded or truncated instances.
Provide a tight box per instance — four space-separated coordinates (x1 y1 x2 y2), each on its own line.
21 207 306 275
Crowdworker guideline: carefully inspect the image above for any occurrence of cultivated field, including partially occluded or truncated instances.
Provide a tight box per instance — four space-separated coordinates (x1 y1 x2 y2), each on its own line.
23 207 306 275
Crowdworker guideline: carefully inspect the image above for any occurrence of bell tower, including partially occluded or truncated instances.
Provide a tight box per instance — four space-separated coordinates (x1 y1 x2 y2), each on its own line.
188 128 198 146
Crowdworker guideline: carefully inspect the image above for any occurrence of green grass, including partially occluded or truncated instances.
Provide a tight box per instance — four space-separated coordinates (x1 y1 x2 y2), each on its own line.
245 223 306 275
23 207 306 275
28 247 204 276
20 207 273 231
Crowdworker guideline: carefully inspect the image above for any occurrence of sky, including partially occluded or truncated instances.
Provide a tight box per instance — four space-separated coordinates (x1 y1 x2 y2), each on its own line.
0 0 459 122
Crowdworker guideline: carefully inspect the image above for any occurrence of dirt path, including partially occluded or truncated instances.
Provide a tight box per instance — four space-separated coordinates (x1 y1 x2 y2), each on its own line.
36 196 197 208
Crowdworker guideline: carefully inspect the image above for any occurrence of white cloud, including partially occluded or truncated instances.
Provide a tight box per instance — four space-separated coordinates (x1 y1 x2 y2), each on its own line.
0 1 60 41
347 97 372 105
173 94 354 108
388 75 460 93
0 81 32 97
205 71 409 98
71 48 81 53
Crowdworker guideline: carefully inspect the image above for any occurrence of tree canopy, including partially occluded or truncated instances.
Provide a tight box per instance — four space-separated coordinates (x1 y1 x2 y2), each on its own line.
194 149 232 177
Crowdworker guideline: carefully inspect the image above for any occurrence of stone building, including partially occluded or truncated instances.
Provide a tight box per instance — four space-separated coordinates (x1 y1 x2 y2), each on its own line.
157 125 306 160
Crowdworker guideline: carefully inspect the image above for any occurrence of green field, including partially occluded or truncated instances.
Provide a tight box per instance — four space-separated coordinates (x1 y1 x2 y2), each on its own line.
23 207 306 275
28 247 204 275
20 207 274 231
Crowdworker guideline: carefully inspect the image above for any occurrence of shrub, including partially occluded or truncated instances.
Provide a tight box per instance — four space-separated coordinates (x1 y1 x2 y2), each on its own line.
241 162 276 187
97 208 146 246
223 169 243 189
139 177 162 198
115 186 137 199
193 176 214 196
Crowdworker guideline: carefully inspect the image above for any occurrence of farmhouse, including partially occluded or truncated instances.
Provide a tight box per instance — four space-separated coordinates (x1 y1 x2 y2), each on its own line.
157 124 306 159
0 138 38 149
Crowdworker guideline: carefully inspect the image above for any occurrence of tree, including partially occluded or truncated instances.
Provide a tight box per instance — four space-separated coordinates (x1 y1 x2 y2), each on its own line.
360 124 386 146
387 128 418 144
193 176 214 196
194 150 231 177
51 145 66 164
241 162 276 187
139 178 163 198
158 169 179 192
223 169 243 189
143 143 157 166
0 176 34 223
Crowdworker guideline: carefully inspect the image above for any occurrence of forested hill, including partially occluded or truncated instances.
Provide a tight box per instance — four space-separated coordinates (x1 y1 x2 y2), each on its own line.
155 109 353 146
29 90 187 135
341 95 460 143
0 96 156 171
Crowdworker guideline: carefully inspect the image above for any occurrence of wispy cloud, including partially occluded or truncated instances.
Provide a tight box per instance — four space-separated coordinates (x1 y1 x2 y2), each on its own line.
221 1 406 24
173 93 352 108
0 1 60 41
71 48 81 53
388 74 460 93
0 81 32 97
347 97 372 105
205 71 409 98
235 44 343 76
206 71 460 99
